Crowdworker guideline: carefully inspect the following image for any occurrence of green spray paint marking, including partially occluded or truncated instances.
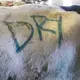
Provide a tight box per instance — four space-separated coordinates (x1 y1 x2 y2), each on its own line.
58 16 63 48
31 15 63 48
4 21 34 53
4 15 63 53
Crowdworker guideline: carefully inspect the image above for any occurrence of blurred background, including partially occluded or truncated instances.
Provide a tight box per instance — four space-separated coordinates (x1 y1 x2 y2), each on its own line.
0 0 80 6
